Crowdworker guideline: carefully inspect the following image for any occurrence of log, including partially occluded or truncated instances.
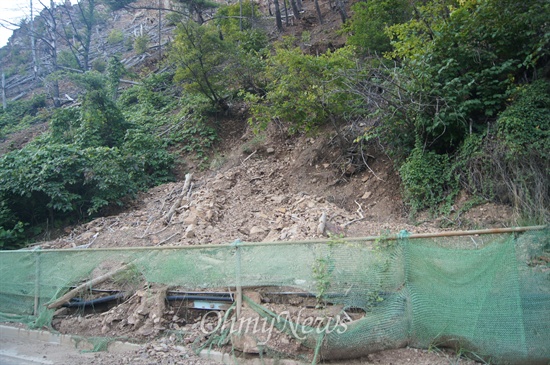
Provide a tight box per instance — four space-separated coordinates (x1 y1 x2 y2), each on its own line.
46 264 130 309
162 173 193 225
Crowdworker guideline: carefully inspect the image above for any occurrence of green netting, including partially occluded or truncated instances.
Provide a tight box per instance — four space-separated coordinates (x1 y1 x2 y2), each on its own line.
0 229 548 364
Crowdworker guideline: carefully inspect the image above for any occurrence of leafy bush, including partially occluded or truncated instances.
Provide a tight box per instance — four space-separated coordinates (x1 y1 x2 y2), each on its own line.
107 29 124 44
92 58 107 73
399 145 458 214
0 139 173 248
458 80 550 222
497 80 550 156
133 35 149 55
342 0 412 55
57 49 81 69
382 0 549 155
217 0 259 34
0 201 25 249
0 73 175 249
247 44 355 134
0 94 47 136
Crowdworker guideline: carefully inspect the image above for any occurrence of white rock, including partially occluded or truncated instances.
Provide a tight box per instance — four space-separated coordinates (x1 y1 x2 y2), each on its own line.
185 225 195 238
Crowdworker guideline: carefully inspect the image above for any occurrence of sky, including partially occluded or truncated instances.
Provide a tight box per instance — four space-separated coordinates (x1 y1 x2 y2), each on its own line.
0 0 77 48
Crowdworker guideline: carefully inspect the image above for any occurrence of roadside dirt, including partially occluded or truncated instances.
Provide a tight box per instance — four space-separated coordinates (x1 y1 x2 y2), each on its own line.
28 118 512 365
1 1 514 363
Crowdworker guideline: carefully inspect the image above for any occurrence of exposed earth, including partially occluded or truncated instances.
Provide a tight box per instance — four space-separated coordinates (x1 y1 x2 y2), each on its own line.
17 121 513 365
0 1 516 364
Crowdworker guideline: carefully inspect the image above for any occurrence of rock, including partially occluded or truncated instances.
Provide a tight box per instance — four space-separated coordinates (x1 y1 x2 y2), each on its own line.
271 195 286 204
183 214 198 225
249 226 266 235
185 225 195 238
362 191 372 199
80 231 95 240
266 147 275 154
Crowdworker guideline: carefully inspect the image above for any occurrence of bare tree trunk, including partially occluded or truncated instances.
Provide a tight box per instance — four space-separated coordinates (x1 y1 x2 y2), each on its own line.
314 0 323 24
30 0 39 79
290 0 301 19
49 0 61 107
273 0 283 31
239 0 243 31
335 0 347 23
2 73 6 110
158 0 162 58
283 0 289 26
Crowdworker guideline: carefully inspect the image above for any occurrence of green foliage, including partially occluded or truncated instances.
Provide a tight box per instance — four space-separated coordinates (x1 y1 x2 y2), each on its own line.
386 0 549 153
77 89 129 148
0 72 175 249
0 94 47 136
49 108 81 144
312 253 334 307
57 50 81 69
107 29 125 44
456 80 550 223
165 12 184 26
247 44 356 134
133 35 149 55
343 0 412 55
0 139 173 248
91 58 107 72
399 145 458 214
122 130 175 185
107 56 126 100
497 80 550 156
170 21 234 108
118 73 217 161
0 201 25 249
217 0 258 34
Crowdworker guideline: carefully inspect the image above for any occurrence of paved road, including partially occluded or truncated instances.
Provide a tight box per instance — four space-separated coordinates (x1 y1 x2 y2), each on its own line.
0 325 104 365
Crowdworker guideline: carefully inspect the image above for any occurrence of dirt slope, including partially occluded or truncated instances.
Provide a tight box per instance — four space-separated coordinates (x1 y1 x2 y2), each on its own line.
30 122 511 365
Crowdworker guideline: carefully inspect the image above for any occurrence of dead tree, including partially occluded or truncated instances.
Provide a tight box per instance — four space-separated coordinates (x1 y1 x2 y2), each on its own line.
273 0 283 31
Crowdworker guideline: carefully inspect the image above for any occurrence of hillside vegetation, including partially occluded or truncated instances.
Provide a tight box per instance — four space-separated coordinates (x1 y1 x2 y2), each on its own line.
0 0 548 248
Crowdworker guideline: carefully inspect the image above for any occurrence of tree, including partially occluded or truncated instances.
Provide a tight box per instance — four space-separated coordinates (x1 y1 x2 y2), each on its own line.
59 0 98 71
343 0 412 55
248 44 356 134
170 21 234 109
273 0 283 31
36 0 62 106
386 0 550 153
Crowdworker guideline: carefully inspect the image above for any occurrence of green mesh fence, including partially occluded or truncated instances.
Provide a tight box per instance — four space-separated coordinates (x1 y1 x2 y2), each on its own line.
0 228 548 364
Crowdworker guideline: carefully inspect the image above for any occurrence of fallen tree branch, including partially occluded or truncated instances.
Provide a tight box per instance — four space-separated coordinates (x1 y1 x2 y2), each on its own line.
47 264 130 309
162 173 193 225
156 232 180 246
241 150 257 165
343 201 365 227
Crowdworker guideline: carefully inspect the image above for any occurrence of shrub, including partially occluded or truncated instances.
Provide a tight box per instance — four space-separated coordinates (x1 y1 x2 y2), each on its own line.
92 58 107 73
133 35 149 55
399 145 458 214
107 29 124 44
458 80 550 223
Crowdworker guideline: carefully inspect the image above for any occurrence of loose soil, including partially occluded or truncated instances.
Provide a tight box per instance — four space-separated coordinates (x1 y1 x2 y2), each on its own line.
29 120 512 365
1 1 514 363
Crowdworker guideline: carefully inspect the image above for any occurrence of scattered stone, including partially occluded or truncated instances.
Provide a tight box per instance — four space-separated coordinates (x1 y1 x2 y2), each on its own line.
185 225 195 238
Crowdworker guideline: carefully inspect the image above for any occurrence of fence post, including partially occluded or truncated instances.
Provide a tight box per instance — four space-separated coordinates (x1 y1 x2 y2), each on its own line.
233 240 243 319
33 248 41 316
